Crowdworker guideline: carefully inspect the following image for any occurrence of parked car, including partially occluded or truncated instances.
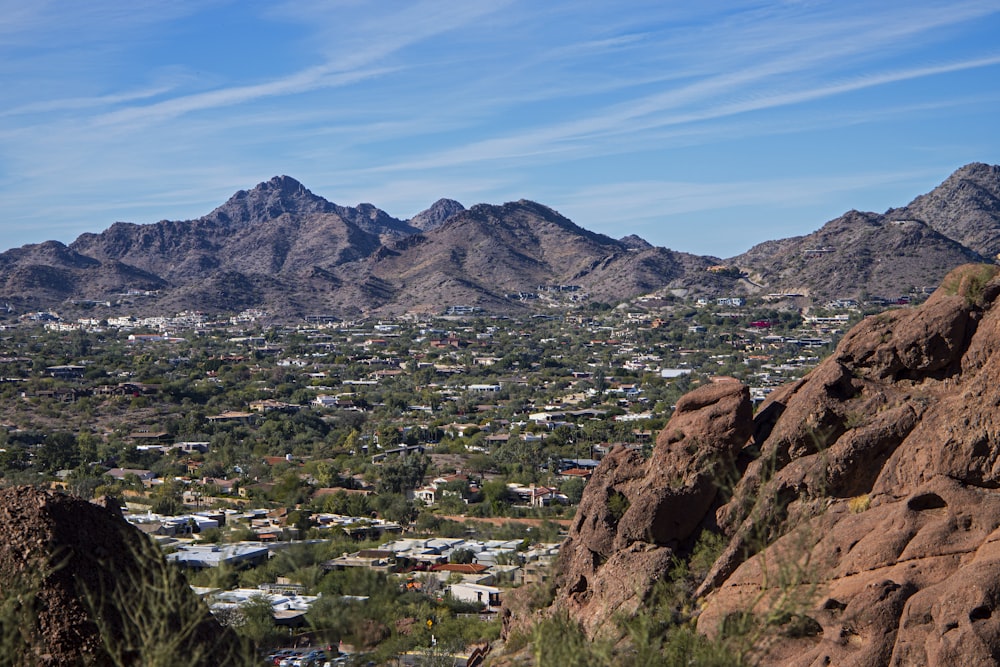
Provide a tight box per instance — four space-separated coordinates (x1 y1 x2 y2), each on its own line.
292 649 330 667
278 653 304 667
266 649 298 666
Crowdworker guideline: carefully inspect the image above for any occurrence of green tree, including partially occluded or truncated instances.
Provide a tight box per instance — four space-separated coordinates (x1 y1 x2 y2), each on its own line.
150 481 184 516
560 477 586 505
377 455 428 494
233 594 280 650
481 480 512 517
36 432 79 472
449 548 475 564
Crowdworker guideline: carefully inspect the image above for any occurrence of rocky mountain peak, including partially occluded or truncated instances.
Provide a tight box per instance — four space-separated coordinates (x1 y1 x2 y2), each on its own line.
336 202 417 237
263 174 309 195
408 198 465 231
952 161 1000 179
457 200 622 247
619 234 653 250
890 162 1000 259
208 175 334 225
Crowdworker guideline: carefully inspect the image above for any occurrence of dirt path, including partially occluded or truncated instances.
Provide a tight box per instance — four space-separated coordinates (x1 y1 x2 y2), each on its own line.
439 515 573 527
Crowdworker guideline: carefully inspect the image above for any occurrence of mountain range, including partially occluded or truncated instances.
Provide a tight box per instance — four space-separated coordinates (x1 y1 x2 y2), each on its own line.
2 163 999 318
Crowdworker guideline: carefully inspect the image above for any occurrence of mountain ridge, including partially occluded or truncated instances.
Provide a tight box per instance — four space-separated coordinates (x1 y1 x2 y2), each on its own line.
2 163 999 318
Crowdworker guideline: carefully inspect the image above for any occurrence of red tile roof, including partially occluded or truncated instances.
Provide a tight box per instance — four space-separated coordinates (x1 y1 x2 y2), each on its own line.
430 563 489 574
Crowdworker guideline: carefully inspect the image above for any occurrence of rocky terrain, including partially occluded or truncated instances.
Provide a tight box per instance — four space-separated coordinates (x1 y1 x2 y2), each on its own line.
891 162 1000 259
1 163 999 317
730 211 985 301
0 486 248 666
0 177 720 318
524 263 1000 665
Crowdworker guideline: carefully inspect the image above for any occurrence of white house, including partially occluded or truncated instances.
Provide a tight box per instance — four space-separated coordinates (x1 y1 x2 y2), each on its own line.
313 394 339 407
449 582 502 610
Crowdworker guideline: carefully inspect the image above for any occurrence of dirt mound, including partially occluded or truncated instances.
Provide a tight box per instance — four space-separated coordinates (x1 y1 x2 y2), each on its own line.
0 486 248 666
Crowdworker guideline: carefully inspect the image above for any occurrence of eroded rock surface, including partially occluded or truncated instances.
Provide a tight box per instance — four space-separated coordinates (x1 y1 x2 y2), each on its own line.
548 379 752 638
0 486 248 666
525 264 1000 666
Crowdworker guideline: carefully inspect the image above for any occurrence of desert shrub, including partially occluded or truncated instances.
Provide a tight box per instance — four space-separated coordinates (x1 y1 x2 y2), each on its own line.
941 264 1000 306
531 611 612 667
607 489 630 523
0 569 39 666
849 494 871 513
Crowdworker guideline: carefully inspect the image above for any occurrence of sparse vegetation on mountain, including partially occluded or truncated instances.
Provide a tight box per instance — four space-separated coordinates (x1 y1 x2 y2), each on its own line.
5 163 996 319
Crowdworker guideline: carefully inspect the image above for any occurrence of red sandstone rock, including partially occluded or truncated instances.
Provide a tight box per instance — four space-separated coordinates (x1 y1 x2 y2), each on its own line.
524 264 1000 666
548 379 752 638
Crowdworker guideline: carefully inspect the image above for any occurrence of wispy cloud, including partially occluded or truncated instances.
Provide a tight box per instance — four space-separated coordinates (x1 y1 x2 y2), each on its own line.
368 41 1000 174
0 0 214 44
1 0 998 253
1 85 177 118
92 66 398 128
79 1 511 130
559 170 932 220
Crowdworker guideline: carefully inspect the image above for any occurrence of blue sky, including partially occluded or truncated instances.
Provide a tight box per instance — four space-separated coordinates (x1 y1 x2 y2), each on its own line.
2 1 999 258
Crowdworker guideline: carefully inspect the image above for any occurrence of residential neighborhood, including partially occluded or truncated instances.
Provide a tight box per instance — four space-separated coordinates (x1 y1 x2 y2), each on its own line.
0 292 900 663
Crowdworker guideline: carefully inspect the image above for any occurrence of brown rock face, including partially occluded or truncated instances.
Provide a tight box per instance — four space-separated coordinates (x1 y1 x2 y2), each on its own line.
548 379 752 637
699 475 1000 666
532 264 1000 666
699 264 1000 666
0 486 249 666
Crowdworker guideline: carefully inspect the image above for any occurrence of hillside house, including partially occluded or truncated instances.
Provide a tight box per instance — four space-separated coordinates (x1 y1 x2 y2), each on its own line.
249 399 301 413
46 365 85 378
507 484 557 508
412 474 476 506
449 583 502 610
206 411 255 424
167 544 269 570
325 549 397 573
108 468 157 485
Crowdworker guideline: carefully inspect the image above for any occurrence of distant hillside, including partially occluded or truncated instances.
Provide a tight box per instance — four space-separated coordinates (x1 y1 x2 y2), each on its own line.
890 162 1000 259
727 162 1000 301
360 200 716 314
730 211 985 300
1 163 998 318
0 179 725 317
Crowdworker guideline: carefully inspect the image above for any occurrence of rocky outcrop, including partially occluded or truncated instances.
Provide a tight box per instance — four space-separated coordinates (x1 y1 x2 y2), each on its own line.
894 162 1000 258
531 264 1000 666
699 475 1000 666
408 198 465 231
549 379 752 638
0 486 249 666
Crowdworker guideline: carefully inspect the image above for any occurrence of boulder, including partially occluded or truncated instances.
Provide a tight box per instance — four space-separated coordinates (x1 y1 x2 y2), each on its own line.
0 486 248 666
548 379 752 637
